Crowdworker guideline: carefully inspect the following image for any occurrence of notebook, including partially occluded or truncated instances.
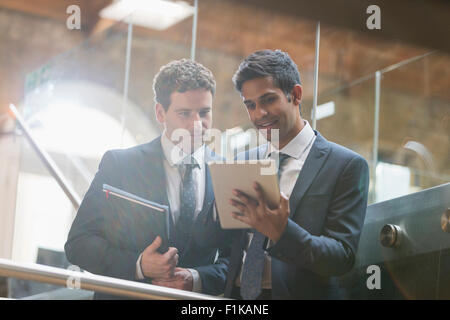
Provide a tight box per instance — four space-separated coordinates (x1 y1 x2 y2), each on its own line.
102 184 170 253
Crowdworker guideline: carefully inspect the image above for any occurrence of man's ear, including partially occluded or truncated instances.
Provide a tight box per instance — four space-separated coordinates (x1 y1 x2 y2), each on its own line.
291 84 303 106
155 103 166 124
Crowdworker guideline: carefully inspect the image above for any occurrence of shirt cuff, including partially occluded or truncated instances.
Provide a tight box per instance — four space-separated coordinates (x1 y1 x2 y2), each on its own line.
187 268 202 293
136 253 145 280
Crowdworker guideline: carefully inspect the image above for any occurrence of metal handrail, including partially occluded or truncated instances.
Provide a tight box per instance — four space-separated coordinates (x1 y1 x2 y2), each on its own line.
0 258 228 300
8 103 82 210
21 288 94 300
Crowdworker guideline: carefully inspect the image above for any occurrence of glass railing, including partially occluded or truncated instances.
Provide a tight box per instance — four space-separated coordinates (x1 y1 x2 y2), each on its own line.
313 51 450 204
8 16 194 298
375 53 450 201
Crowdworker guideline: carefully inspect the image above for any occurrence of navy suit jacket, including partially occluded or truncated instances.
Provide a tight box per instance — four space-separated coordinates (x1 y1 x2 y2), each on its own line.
224 131 370 299
65 136 231 299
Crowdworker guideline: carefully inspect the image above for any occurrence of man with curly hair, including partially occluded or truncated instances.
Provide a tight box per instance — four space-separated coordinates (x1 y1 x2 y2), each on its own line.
65 59 230 299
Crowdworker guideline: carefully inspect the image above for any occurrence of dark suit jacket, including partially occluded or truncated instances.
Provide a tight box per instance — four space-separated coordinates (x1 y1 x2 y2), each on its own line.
224 130 370 299
65 136 230 299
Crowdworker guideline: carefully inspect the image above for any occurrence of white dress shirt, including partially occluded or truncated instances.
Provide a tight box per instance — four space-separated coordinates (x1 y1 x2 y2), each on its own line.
160 132 206 223
237 120 316 289
136 131 205 292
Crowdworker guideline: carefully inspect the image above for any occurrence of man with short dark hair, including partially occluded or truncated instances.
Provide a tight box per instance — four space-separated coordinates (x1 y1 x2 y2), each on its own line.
224 49 370 300
65 59 230 299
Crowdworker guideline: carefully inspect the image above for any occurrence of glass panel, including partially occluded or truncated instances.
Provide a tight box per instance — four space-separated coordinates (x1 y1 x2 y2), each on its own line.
377 52 450 202
125 9 194 146
317 23 430 94
10 5 197 297
316 79 376 203
10 20 134 298
316 51 450 204
180 1 318 155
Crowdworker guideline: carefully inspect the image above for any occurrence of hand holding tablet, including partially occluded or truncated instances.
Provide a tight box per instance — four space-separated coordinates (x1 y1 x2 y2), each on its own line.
208 160 280 229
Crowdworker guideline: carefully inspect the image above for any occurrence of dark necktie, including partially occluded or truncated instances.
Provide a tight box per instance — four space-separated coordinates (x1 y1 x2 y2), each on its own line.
240 152 290 300
176 157 199 251
276 152 291 181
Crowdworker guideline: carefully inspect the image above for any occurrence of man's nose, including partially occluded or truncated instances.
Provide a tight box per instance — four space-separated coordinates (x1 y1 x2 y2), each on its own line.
254 104 268 118
192 119 203 133
192 112 202 122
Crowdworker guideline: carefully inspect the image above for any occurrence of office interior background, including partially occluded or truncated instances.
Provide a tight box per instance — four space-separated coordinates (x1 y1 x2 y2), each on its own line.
0 0 449 299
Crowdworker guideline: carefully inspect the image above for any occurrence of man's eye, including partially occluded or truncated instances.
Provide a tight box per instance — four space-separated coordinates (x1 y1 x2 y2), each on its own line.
179 112 190 117
199 110 210 117
262 96 276 105
245 103 255 110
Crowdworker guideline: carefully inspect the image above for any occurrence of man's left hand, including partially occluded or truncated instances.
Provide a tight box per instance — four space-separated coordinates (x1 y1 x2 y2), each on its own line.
151 267 194 291
230 182 290 242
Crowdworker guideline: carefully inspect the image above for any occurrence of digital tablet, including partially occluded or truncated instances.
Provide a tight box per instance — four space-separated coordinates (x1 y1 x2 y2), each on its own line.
208 160 280 229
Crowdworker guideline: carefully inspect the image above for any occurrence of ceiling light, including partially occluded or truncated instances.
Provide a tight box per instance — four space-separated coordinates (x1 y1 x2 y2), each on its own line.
99 0 195 30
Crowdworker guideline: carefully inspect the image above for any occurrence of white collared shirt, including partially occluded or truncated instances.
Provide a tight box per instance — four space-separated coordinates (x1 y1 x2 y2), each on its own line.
267 120 316 198
237 120 316 289
136 131 205 292
160 132 206 224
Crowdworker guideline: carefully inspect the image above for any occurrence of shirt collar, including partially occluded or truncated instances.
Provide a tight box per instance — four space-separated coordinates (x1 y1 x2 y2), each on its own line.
267 120 315 159
161 131 205 167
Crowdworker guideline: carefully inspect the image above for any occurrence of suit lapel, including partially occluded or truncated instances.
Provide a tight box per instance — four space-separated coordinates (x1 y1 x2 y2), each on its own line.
288 131 331 218
139 137 173 242
140 137 170 208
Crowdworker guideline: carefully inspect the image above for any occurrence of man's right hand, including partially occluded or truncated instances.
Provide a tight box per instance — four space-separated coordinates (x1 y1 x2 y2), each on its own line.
141 236 179 279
